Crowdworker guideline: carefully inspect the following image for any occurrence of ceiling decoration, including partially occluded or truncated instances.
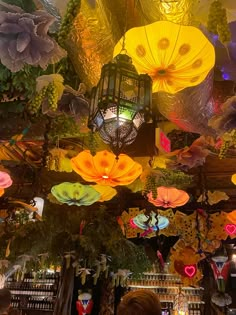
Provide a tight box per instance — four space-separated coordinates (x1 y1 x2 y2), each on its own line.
147 186 190 208
51 182 101 206
113 20 215 94
71 150 143 186
88 53 152 154
0 2 236 312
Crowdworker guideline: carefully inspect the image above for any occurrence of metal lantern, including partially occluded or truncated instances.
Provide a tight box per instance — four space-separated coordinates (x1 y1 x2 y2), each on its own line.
88 53 152 155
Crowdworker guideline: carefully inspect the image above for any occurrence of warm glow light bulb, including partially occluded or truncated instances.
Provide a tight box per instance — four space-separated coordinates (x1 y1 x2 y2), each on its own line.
232 254 236 262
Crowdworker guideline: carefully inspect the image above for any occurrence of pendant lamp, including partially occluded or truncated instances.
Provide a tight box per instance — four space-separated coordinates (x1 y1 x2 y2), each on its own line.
88 53 152 155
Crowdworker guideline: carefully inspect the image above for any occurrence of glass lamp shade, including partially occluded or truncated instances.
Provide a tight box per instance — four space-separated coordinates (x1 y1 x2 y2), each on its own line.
88 54 152 154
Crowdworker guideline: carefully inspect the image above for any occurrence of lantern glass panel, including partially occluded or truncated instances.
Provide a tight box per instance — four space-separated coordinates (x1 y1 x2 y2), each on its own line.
120 76 139 103
94 111 104 128
133 112 145 129
119 107 136 121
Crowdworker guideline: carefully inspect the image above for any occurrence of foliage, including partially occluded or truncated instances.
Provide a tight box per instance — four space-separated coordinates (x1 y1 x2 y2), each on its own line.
0 63 44 100
57 0 82 48
2 0 36 12
0 203 150 276
144 167 193 198
49 114 83 138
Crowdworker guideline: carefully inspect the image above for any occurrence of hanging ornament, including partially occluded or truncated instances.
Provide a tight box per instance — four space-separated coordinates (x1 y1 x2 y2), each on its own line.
0 171 12 188
227 210 236 224
88 53 152 155
51 182 101 206
92 185 117 202
147 186 189 208
113 20 215 94
130 211 169 237
76 292 93 315
210 255 230 293
71 150 142 186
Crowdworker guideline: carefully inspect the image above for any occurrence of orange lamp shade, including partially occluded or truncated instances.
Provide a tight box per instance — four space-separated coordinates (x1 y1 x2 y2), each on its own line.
227 210 236 224
147 186 189 208
113 20 215 94
232 174 236 185
0 171 12 188
71 150 142 187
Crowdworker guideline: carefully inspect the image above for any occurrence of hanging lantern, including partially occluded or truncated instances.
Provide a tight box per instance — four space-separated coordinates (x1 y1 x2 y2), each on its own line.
173 288 189 315
88 53 152 155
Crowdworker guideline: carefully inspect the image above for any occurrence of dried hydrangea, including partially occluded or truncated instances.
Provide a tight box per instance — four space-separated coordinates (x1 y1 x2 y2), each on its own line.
0 0 66 72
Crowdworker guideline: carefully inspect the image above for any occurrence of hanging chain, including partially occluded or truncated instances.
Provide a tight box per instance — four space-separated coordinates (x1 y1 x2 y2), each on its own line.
120 0 129 53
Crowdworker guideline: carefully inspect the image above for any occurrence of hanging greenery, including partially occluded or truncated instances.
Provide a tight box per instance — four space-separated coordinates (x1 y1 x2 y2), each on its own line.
0 203 150 277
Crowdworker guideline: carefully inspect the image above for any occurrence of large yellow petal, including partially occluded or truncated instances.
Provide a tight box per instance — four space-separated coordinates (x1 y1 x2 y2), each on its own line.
113 21 215 94
92 185 117 202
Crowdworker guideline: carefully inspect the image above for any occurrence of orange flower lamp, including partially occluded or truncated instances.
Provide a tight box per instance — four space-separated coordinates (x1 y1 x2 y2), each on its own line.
0 171 12 188
227 210 236 224
147 186 189 208
113 20 215 94
232 174 236 185
71 150 142 187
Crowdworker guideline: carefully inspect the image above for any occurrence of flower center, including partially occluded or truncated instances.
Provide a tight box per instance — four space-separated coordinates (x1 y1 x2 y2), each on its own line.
157 69 167 76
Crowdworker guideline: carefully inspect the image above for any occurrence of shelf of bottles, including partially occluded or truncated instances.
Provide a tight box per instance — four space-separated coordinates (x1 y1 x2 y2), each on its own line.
5 272 59 312
128 269 204 315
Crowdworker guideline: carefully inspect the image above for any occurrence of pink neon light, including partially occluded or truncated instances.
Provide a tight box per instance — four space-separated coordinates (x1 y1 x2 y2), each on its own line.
184 265 197 278
225 224 236 235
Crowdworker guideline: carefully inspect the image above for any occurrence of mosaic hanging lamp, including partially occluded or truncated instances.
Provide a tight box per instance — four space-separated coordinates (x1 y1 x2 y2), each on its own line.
88 53 152 155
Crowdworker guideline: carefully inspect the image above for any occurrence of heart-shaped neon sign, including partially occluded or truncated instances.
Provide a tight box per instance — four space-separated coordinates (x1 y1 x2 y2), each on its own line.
225 224 236 235
184 265 197 278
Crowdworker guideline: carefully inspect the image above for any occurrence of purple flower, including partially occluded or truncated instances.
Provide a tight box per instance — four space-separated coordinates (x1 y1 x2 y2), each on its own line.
0 1 66 72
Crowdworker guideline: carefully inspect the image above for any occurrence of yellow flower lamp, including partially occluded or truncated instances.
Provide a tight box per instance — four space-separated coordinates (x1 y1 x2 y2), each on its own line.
92 185 117 202
113 20 215 94
71 150 142 186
